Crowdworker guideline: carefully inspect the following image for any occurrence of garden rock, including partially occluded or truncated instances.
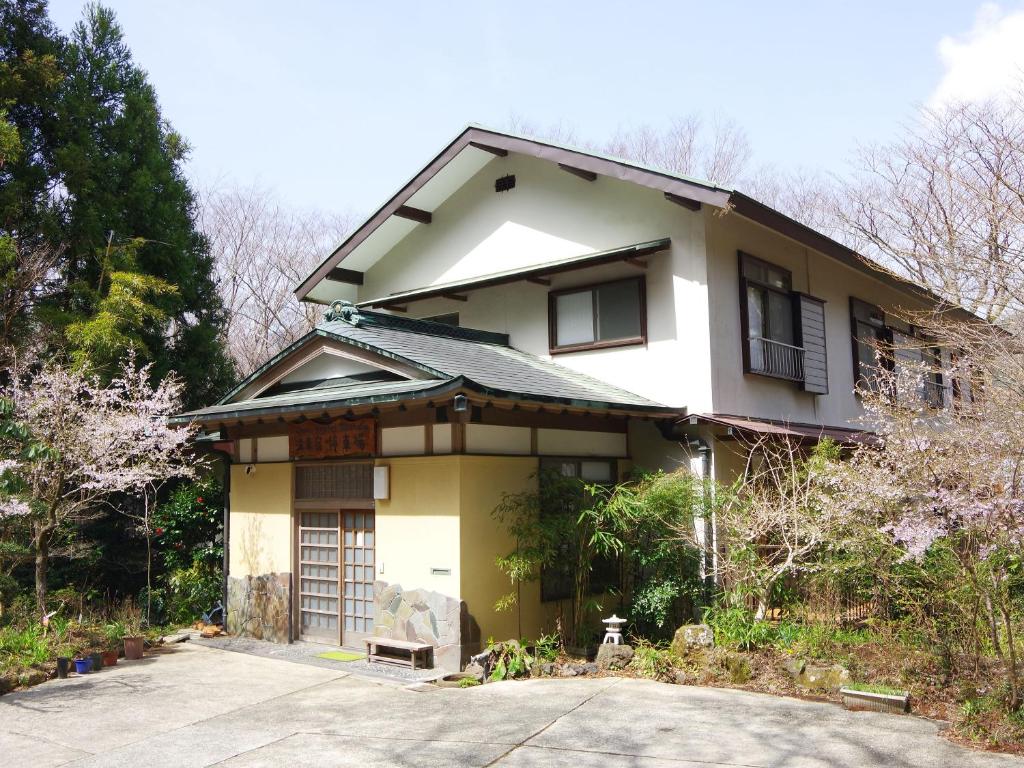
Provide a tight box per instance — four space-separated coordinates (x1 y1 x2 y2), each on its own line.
463 661 485 683
17 669 47 687
557 662 597 677
719 651 751 684
782 656 806 679
671 624 714 656
672 670 688 685
596 643 635 671
794 662 851 691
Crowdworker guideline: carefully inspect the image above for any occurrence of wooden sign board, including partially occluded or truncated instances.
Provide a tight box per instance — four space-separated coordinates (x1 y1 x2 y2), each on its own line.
289 418 377 460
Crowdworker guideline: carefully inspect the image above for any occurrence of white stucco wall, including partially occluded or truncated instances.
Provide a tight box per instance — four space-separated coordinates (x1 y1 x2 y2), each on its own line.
359 153 713 412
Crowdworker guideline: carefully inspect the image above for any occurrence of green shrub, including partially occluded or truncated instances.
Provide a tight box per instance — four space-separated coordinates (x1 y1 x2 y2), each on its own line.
0 624 49 672
486 639 534 682
534 632 561 663
458 677 480 688
165 559 221 625
153 478 223 573
773 621 875 661
631 638 681 681
704 604 775 650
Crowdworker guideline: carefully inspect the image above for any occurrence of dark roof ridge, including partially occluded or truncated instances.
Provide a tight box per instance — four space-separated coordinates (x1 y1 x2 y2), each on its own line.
323 308 510 346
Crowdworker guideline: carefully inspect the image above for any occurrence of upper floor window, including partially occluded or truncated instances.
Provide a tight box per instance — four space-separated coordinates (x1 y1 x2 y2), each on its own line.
549 277 645 353
738 252 829 393
850 298 944 407
739 253 802 381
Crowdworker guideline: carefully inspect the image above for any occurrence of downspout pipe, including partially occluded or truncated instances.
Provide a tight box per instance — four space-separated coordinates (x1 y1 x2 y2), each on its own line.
221 453 230 625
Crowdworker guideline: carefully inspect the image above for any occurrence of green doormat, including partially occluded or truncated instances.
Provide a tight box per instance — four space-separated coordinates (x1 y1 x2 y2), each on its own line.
317 651 365 662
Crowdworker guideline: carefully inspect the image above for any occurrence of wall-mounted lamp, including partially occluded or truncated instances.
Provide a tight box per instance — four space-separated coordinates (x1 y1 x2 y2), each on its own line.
453 394 468 413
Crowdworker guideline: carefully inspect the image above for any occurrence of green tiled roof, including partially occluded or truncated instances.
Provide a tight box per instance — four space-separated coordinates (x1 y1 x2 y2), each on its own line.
175 310 673 423
317 310 663 407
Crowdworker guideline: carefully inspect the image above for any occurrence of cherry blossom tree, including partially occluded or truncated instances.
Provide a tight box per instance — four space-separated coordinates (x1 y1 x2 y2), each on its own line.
838 327 1024 708
0 354 199 617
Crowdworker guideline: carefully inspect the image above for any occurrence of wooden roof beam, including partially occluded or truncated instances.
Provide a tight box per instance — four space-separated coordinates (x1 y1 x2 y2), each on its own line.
326 267 364 285
527 276 551 286
470 141 509 157
664 192 702 211
443 293 469 302
558 163 597 182
394 205 432 224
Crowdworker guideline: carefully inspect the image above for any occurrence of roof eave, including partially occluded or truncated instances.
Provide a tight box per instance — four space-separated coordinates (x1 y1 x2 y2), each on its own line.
172 375 678 427
727 192 982 323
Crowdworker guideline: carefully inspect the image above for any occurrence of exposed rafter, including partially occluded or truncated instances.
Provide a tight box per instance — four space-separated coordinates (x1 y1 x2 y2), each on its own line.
443 293 468 302
558 163 597 182
526 276 551 286
326 267 365 285
469 141 508 157
394 205 432 224
664 192 702 211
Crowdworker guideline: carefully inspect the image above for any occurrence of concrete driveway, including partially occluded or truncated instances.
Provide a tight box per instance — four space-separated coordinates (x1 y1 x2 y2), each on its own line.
1 643 1020 768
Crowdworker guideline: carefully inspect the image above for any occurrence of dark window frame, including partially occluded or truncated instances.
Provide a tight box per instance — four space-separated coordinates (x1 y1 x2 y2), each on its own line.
738 252 802 381
548 276 647 354
849 297 945 407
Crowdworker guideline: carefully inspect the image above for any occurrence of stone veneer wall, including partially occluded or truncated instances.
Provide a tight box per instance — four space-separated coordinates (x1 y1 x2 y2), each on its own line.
227 573 291 643
374 581 464 672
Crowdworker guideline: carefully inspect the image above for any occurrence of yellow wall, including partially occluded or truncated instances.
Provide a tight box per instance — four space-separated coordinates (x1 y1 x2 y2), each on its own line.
374 456 462 596
229 463 293 576
458 455 556 645
374 454 554 646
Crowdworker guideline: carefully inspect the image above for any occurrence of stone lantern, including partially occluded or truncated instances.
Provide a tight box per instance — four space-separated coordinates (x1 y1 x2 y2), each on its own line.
602 614 626 645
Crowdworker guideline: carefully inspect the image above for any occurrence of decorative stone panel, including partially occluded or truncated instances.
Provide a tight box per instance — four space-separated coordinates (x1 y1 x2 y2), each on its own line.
227 573 290 643
374 580 463 672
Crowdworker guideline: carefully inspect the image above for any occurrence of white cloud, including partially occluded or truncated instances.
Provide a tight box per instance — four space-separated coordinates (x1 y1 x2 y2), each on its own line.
930 3 1024 106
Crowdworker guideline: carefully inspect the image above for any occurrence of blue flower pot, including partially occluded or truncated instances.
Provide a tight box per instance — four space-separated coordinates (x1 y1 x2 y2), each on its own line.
73 658 92 674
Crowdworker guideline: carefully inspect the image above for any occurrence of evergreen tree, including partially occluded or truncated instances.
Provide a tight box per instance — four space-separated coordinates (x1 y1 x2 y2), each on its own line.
52 3 233 403
0 1 234 404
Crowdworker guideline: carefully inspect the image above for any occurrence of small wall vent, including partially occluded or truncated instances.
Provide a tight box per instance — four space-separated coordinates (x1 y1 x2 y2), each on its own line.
495 174 516 192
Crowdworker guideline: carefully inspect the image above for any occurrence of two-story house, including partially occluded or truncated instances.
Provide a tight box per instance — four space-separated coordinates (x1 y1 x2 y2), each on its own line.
174 126 972 671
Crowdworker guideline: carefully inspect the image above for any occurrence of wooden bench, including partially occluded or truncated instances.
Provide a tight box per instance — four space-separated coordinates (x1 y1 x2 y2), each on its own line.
364 637 433 670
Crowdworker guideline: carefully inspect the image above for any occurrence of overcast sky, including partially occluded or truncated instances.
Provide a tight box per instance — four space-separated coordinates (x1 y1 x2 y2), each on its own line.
46 1 1024 218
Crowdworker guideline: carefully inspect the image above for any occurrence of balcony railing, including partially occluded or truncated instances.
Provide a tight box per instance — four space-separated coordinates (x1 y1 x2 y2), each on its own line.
748 337 805 382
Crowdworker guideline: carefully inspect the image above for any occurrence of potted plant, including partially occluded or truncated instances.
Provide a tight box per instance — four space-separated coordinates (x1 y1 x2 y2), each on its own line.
103 621 124 667
89 649 104 671
121 614 144 660
73 656 92 674
55 645 73 679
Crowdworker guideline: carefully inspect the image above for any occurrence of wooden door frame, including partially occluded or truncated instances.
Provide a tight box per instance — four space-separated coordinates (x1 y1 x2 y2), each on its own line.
291 461 376 646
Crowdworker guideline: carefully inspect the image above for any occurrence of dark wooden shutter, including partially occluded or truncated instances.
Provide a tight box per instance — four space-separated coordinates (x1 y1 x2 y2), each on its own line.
795 294 828 394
